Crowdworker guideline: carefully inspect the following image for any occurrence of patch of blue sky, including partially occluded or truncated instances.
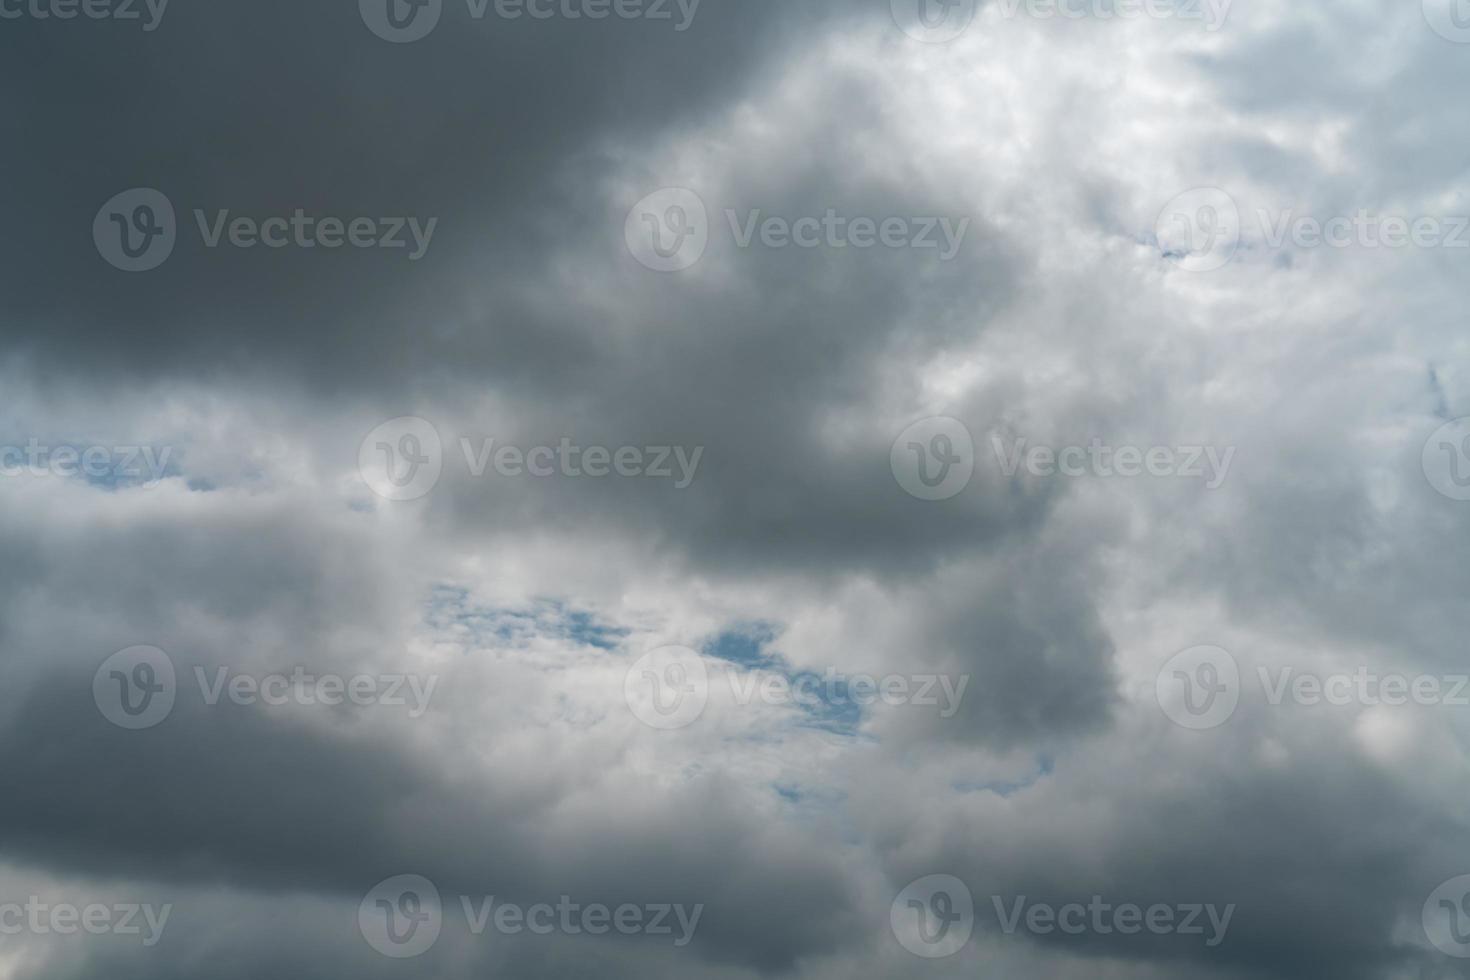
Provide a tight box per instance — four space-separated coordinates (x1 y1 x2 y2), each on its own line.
703 623 862 736
953 756 1055 798
426 586 630 653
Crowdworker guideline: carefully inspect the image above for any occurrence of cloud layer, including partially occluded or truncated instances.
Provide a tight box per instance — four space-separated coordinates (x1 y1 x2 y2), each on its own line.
2 1 1469 978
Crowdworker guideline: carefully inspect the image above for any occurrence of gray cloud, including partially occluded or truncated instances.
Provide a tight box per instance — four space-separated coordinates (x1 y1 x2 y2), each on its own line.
3 1 1469 978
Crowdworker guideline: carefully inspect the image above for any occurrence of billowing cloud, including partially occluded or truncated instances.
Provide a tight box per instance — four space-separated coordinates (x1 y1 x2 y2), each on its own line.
2 1 1468 978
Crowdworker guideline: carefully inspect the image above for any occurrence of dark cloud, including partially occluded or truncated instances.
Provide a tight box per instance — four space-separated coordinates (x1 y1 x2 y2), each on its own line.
3 1 1469 978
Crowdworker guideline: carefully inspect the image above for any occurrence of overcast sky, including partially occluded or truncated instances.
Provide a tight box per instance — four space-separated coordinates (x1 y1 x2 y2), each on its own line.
3 0 1470 977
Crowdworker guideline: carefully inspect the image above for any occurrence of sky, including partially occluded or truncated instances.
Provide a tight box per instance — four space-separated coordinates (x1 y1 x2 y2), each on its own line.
2 0 1470 977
